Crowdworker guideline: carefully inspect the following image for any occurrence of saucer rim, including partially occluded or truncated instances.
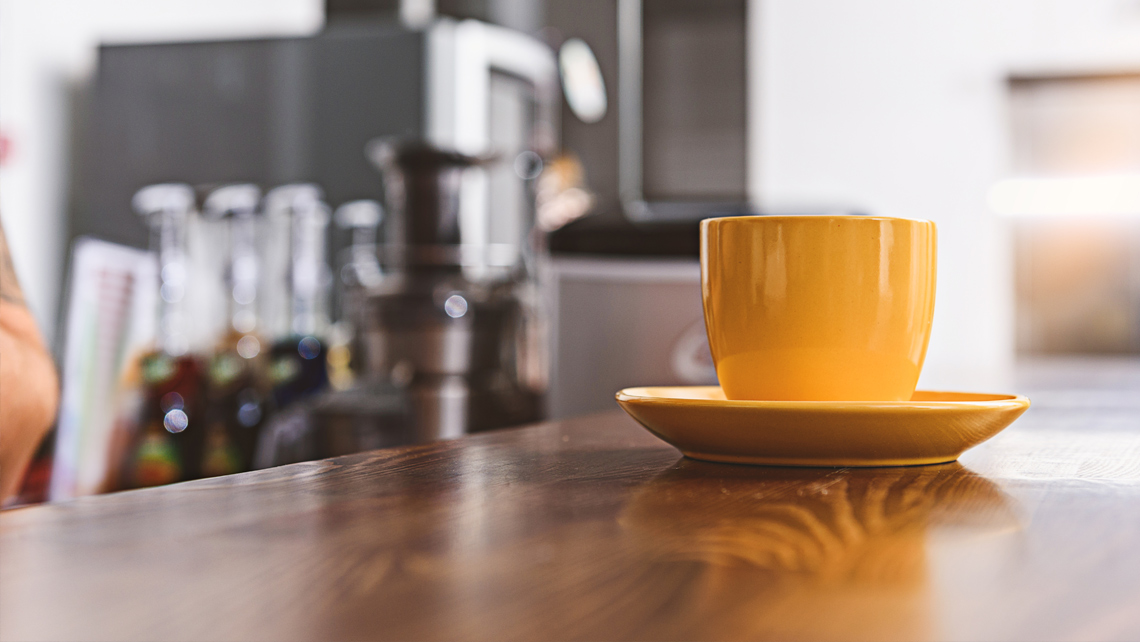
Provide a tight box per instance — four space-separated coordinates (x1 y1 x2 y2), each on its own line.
615 386 1030 412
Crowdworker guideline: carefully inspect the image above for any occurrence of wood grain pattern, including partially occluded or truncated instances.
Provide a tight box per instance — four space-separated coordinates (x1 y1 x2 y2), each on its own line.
3 382 1140 641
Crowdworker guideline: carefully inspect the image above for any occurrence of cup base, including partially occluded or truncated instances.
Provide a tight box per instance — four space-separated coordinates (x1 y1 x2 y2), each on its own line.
715 348 922 402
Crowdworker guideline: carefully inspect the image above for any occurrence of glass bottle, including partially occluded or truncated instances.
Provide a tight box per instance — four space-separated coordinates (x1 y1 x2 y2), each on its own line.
264 184 332 413
200 184 269 476
125 183 206 487
331 199 384 388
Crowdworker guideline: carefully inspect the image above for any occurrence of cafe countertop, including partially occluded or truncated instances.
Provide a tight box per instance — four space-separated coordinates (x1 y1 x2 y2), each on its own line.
3 358 1140 641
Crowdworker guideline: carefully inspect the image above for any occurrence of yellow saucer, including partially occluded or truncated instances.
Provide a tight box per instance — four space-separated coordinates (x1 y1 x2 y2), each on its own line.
615 387 1029 467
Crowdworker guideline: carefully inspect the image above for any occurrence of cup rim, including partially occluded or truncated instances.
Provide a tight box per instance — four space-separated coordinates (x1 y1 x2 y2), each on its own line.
701 214 934 225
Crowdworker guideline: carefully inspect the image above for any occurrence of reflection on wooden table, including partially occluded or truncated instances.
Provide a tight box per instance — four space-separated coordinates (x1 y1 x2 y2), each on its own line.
621 460 1016 640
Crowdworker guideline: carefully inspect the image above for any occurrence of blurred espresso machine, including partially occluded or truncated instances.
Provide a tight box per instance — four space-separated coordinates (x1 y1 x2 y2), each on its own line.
349 140 547 441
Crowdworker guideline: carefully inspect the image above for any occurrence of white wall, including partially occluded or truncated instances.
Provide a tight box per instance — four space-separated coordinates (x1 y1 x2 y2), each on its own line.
751 0 1140 391
0 0 324 343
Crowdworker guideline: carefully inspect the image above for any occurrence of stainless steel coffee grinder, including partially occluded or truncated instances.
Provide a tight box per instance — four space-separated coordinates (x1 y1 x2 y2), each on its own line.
351 139 545 441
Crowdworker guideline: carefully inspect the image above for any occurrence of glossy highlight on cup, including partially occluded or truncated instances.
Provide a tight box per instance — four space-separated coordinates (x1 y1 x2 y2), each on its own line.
700 216 937 402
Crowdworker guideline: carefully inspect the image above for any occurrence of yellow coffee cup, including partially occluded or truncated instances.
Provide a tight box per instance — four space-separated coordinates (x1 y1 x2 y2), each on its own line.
700 215 937 401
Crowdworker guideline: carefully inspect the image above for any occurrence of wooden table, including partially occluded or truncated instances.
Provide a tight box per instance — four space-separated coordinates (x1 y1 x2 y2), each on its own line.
3 358 1140 641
